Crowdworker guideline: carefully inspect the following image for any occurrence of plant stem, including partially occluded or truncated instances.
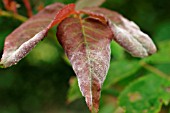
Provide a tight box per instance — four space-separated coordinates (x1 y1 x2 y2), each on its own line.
0 10 27 22
140 61 170 80
22 0 33 17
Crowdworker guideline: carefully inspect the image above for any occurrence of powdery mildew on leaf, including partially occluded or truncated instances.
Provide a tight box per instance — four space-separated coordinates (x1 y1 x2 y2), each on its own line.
1 30 47 67
0 3 65 68
82 7 157 57
57 17 113 112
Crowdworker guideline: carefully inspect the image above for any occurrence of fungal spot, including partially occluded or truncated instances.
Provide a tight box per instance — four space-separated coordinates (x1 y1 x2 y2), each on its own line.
165 86 170 93
128 92 142 102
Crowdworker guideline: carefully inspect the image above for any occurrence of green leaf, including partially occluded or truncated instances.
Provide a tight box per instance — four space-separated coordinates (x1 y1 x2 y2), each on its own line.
118 74 170 113
110 41 125 60
67 77 82 103
143 41 170 63
154 64 170 75
99 104 115 113
103 60 141 88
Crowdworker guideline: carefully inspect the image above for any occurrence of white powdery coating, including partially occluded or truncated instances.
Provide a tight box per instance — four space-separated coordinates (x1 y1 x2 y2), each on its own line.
111 24 149 57
68 41 111 107
120 17 157 54
1 29 47 67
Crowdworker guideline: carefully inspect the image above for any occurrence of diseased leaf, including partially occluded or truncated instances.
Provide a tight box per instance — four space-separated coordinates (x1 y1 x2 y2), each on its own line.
76 0 106 10
118 74 170 113
57 17 113 112
0 3 65 68
81 8 157 57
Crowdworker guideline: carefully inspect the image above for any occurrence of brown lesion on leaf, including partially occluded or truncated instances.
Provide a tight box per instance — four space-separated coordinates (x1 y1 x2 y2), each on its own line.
143 109 148 113
114 107 126 113
128 92 142 102
165 86 170 93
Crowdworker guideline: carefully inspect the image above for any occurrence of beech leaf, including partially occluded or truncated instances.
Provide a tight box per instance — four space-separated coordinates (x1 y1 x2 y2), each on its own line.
57 17 113 112
76 0 106 10
81 8 157 57
0 3 65 68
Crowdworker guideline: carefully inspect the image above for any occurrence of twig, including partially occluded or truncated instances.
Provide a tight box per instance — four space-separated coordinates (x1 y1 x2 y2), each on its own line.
0 9 27 22
22 0 33 17
140 61 170 80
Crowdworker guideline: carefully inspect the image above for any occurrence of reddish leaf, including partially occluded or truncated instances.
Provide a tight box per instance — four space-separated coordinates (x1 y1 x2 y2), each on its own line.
75 0 106 10
47 4 75 29
0 3 65 68
76 10 108 24
81 8 157 57
57 17 113 112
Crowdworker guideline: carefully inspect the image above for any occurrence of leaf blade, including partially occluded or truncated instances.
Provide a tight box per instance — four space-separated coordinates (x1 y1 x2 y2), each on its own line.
81 8 157 57
118 74 170 113
57 17 113 112
0 3 65 68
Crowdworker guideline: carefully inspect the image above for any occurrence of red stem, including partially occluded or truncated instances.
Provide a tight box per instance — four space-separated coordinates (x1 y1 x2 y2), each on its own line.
22 0 33 17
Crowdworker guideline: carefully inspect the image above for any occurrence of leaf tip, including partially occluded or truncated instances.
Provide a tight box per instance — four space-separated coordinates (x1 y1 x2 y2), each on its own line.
85 98 99 113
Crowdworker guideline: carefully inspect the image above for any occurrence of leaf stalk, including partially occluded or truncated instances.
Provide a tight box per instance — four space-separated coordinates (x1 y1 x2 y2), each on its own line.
140 61 170 80
0 9 27 22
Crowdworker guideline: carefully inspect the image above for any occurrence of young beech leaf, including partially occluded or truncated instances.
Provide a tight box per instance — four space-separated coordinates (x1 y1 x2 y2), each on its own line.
0 3 65 68
75 0 106 10
57 17 113 112
81 8 157 57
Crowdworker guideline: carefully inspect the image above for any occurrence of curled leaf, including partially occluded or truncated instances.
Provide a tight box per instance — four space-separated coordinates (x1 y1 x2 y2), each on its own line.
57 17 113 112
0 3 65 68
82 8 157 57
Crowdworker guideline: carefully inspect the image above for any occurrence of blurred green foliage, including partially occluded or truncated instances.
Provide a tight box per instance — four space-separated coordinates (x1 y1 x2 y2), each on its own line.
0 0 170 113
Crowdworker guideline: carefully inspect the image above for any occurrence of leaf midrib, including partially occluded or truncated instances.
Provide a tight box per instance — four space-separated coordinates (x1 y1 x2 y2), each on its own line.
81 19 93 106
